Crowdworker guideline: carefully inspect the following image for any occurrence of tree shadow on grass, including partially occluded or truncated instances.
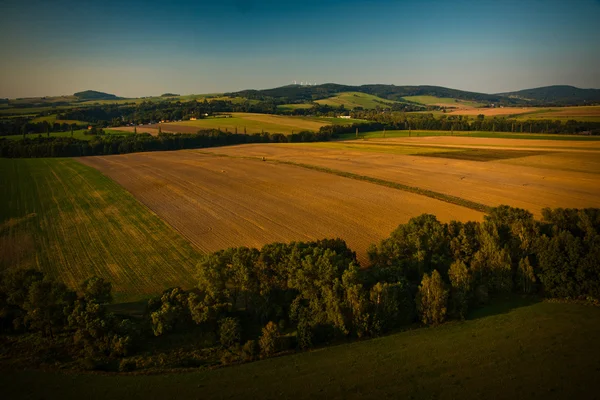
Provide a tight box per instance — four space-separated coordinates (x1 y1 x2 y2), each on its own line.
467 294 542 320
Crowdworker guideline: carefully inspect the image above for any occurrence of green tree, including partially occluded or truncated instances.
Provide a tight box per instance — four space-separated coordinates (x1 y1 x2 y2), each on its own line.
448 260 472 319
22 278 75 337
416 270 448 326
259 321 280 357
80 276 112 304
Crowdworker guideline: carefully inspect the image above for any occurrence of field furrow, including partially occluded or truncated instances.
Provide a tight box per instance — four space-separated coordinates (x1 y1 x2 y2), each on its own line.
79 151 484 264
0 159 200 300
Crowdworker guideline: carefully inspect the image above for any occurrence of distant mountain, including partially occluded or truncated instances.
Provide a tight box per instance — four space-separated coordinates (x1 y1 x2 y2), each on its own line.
74 90 119 101
227 84 522 106
496 85 600 106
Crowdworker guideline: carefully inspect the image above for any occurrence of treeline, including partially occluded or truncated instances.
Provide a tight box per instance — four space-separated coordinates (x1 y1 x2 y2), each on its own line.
0 129 335 158
353 112 600 135
0 119 86 136
1 206 598 372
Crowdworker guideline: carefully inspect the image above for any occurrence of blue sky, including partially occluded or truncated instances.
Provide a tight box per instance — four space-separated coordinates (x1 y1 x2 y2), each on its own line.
1 0 599 98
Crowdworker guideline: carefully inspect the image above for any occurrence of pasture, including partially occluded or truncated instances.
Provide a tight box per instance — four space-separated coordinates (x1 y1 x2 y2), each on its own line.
0 158 199 300
3 301 599 400
403 95 485 108
315 92 398 109
79 150 483 263
116 113 365 135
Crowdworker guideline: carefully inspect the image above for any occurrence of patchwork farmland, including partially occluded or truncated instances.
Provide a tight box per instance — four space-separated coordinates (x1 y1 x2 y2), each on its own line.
116 112 365 135
79 150 483 264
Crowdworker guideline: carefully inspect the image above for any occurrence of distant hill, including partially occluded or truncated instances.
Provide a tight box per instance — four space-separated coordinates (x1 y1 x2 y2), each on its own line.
227 84 521 106
161 93 180 97
497 85 600 106
73 90 119 101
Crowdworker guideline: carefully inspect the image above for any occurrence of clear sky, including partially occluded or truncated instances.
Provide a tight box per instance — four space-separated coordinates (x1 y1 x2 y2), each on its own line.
1 0 599 98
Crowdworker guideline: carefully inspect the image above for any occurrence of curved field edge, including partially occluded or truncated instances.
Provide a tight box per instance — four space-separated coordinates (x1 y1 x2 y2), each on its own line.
2 302 599 400
0 158 200 300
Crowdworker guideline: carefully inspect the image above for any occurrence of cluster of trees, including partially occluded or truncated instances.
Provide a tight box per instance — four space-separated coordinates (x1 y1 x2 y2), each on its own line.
146 206 600 359
1 206 598 371
0 272 133 358
0 129 336 158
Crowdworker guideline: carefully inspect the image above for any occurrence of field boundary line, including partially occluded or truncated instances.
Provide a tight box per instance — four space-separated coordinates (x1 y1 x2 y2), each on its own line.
196 151 492 213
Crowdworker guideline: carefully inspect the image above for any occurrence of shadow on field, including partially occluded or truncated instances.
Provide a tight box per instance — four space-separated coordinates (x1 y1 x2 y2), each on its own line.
467 294 542 320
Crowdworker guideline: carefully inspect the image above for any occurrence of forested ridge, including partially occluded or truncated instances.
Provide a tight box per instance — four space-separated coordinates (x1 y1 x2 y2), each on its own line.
1 206 598 372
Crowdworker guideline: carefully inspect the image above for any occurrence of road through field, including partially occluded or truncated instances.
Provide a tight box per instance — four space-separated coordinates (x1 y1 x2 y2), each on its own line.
80 151 483 264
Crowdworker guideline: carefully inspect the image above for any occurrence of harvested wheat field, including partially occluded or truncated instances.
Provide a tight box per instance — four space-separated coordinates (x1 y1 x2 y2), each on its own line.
80 151 483 263
199 137 600 218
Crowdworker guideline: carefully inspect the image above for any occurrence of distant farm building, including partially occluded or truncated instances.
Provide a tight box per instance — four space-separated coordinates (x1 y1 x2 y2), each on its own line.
338 115 352 119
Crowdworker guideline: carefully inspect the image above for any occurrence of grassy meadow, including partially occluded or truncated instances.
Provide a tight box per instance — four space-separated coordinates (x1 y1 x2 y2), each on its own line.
2 301 599 400
0 158 200 301
402 95 486 108
315 92 399 109
159 113 365 134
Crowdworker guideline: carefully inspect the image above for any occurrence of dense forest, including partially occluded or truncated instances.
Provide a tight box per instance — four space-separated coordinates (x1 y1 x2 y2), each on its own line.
1 206 599 372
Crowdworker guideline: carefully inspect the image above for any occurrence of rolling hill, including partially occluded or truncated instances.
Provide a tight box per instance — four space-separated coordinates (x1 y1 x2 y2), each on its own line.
73 90 120 101
227 83 515 105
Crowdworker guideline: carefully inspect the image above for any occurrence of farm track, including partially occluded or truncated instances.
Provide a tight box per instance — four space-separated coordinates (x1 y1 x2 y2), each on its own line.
80 151 483 264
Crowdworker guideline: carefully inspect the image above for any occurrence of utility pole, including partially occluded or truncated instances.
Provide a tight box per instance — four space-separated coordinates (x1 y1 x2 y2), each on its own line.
355 127 358 139
383 127 386 138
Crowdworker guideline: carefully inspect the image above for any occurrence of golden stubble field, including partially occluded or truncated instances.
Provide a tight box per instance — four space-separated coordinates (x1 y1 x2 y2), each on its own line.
194 136 600 218
79 151 483 263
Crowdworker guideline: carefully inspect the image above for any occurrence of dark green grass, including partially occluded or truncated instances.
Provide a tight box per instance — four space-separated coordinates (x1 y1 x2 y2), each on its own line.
0 158 200 300
417 149 550 162
2 301 599 399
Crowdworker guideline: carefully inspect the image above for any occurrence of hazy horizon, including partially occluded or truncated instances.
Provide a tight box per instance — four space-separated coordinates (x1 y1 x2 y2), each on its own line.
1 0 599 98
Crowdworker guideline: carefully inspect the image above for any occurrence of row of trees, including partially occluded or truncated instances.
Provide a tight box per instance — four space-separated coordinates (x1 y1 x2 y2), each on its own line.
146 206 600 357
352 112 600 135
0 129 336 158
0 119 86 137
1 206 598 371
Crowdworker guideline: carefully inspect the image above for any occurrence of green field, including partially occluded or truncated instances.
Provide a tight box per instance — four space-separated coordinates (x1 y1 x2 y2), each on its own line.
338 130 600 141
402 95 486 108
2 301 598 399
276 103 314 111
0 158 199 301
162 113 365 134
315 92 399 109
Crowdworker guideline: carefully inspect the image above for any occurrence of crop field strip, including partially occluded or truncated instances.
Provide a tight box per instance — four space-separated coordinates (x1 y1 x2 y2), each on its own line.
115 113 365 136
200 139 600 218
80 151 483 264
0 159 199 300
